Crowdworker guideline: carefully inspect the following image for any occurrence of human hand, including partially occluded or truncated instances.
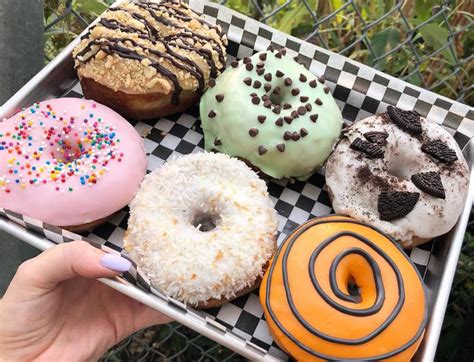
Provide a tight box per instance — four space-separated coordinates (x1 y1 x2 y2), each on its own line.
0 240 172 361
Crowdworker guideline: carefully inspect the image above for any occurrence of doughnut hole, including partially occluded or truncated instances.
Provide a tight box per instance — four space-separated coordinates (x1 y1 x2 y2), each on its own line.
385 146 419 180
50 138 87 163
192 212 221 232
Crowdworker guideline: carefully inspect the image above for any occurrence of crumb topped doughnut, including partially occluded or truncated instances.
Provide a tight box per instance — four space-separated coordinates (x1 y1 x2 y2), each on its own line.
260 215 427 361
73 0 227 119
0 98 147 231
200 47 342 180
124 152 278 307
325 107 469 247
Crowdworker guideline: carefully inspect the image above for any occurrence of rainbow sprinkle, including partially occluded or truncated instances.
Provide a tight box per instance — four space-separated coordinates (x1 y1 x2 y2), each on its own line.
0 101 124 193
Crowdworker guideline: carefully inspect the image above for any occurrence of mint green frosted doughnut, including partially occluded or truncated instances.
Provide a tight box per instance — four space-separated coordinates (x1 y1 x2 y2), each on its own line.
199 49 342 180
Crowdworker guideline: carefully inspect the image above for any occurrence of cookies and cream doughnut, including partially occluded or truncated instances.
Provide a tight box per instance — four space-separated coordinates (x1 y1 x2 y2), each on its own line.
260 215 427 361
200 47 342 180
124 152 278 308
73 0 227 119
325 106 469 247
0 98 147 231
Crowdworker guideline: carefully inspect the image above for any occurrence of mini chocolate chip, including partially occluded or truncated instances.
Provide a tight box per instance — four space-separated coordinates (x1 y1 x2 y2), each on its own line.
305 103 312 112
299 74 307 82
350 137 384 159
246 63 254 71
243 57 251 64
421 139 458 164
243 77 252 86
264 84 272 92
208 110 216 118
292 132 301 141
291 88 300 96
324 86 330 94
283 103 292 109
267 44 274 51
259 53 267 61
293 56 299 61
214 138 222 146
300 128 308 137
297 106 307 115
230 61 239 69
215 94 224 102
256 68 265 75
411 171 445 199
262 94 270 101
258 115 266 123
275 52 282 59
253 80 262 89
310 114 319 122
277 143 285 152
284 131 292 140
280 48 287 55
209 78 216 87
276 70 284 77
298 61 307 68
318 75 325 83
378 191 420 221
275 118 283 126
300 96 309 102
387 106 422 135
264 73 272 82
258 145 267 155
364 131 389 145
309 79 317 88
272 87 281 96
284 116 293 124
291 110 299 118
273 106 281 114
315 98 323 105
250 92 257 97
284 77 292 86
263 100 272 108
249 128 259 137
252 97 260 105
256 62 265 68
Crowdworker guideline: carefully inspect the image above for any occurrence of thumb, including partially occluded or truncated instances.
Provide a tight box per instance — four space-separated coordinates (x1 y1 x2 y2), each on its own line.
11 240 131 292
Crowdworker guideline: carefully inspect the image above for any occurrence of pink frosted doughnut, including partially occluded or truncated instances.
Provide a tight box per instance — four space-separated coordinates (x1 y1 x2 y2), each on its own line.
0 98 146 230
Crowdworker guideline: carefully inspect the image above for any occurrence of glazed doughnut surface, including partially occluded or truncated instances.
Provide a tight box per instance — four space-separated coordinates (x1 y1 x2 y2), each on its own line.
125 152 278 306
325 111 469 247
0 98 147 227
260 215 427 361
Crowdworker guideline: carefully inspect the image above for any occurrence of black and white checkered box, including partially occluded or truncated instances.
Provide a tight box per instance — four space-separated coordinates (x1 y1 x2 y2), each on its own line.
1 0 472 359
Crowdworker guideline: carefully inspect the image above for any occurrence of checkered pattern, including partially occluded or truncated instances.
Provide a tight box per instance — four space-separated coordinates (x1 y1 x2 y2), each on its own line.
1 1 472 360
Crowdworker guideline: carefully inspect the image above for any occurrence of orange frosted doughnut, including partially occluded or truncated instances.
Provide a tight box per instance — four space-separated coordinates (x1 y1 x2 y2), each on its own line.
260 215 427 361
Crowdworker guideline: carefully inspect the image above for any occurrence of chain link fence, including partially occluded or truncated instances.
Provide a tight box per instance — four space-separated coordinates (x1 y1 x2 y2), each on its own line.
42 0 472 360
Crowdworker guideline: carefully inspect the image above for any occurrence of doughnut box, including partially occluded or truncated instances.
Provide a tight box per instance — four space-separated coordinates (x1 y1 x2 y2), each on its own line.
1 1 473 360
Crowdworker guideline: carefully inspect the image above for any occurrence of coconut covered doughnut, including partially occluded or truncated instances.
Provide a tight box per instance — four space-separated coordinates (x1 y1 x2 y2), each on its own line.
325 106 469 248
124 152 278 307
73 0 227 119
200 47 342 180
0 98 147 231
260 215 427 361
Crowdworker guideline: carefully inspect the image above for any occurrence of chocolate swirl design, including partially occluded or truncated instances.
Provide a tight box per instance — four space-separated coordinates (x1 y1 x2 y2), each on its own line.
73 0 226 104
260 215 427 361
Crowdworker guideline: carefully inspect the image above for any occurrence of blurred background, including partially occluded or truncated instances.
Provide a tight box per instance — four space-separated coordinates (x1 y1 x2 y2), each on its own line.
0 0 473 360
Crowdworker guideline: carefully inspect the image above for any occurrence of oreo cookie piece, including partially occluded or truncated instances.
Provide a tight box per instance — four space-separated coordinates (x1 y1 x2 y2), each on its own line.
411 171 445 199
421 139 458 165
387 106 422 135
364 131 389 145
378 191 420 221
350 138 384 159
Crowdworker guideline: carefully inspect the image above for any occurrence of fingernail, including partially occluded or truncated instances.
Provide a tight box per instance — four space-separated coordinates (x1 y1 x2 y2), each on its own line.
101 254 131 272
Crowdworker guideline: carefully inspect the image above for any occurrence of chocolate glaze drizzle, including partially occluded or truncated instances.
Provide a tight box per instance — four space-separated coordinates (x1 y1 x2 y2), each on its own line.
75 1 225 104
265 217 427 360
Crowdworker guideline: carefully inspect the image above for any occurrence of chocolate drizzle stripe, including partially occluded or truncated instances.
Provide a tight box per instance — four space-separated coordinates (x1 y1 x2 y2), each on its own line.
265 217 427 361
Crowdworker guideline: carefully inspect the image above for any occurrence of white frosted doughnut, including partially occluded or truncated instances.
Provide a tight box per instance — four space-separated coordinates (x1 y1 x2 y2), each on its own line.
325 109 469 248
124 152 278 306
